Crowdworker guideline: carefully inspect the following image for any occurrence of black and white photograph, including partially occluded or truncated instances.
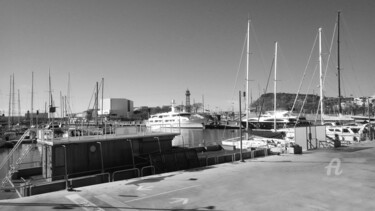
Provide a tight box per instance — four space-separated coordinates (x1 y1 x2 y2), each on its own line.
0 0 374 210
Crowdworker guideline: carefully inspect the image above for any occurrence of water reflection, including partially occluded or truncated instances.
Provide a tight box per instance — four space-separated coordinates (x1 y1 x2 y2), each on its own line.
0 144 42 178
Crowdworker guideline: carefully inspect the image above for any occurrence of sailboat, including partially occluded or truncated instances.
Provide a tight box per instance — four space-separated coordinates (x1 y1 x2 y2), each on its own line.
243 41 309 131
319 12 354 124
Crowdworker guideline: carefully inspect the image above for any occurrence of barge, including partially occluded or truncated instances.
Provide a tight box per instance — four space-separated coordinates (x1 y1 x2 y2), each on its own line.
0 126 271 199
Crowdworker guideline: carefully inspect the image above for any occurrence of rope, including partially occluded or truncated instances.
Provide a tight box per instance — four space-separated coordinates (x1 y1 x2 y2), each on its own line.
296 63 318 128
230 32 247 102
257 58 274 122
291 32 319 113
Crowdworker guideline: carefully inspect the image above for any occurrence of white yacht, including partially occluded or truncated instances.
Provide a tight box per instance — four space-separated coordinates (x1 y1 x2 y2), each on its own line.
245 110 309 129
146 102 205 130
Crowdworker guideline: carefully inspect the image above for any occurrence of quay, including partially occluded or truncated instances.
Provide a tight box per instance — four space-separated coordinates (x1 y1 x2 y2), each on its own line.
0 139 374 210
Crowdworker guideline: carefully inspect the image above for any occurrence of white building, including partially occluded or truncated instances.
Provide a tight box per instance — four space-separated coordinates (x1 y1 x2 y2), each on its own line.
100 98 134 119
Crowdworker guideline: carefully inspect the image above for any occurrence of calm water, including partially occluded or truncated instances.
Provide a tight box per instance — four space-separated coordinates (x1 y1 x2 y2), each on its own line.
0 143 42 179
0 129 240 178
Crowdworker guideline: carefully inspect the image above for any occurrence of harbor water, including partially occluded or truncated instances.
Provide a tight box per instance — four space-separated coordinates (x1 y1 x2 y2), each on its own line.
170 128 241 147
0 128 241 178
0 144 42 179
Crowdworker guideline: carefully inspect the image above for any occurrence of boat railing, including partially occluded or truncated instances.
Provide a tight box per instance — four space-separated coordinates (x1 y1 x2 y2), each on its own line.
0 129 34 194
0 129 30 174
36 125 157 143
146 124 180 133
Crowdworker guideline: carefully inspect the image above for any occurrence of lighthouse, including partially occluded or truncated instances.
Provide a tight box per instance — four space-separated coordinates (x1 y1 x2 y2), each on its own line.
185 89 191 113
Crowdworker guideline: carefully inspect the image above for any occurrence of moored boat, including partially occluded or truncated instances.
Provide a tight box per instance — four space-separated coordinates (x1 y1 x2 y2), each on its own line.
146 100 205 130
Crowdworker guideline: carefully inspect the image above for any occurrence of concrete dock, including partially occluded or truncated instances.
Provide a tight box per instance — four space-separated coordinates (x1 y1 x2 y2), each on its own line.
1 141 375 210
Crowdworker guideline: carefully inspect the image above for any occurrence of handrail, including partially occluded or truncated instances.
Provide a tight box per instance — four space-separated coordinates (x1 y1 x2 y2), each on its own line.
112 168 140 182
0 129 30 172
141 166 155 177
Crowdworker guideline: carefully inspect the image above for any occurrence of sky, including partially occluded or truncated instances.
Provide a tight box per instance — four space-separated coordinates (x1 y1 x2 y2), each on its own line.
0 0 374 115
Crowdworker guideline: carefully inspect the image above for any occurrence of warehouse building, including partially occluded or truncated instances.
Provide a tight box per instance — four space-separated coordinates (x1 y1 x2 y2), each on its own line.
100 98 134 119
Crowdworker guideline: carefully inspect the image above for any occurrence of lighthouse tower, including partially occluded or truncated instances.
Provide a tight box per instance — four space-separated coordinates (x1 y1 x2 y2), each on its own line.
185 89 191 113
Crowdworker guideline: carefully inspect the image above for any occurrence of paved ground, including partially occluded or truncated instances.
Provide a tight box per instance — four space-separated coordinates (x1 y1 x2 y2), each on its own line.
1 141 375 211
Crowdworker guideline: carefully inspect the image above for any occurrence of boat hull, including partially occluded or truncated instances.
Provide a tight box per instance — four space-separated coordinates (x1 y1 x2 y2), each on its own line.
146 122 204 130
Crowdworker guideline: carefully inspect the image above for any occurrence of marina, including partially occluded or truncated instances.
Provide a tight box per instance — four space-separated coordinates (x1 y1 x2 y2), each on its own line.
1 1 375 210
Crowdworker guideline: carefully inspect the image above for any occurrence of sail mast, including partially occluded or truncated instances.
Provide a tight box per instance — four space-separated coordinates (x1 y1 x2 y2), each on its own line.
18 89 20 124
31 72 34 127
95 81 99 125
12 73 15 125
273 42 278 131
102 78 104 124
245 19 250 131
67 72 71 120
319 28 324 123
337 11 342 114
8 75 12 130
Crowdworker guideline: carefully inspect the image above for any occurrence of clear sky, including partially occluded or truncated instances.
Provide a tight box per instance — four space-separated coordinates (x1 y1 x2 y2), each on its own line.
0 0 374 115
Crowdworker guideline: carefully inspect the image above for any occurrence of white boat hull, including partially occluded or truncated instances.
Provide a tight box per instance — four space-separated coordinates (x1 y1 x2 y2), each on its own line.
147 122 204 130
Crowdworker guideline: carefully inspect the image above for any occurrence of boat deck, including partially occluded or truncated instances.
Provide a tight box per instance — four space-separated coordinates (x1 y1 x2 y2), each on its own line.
37 131 180 146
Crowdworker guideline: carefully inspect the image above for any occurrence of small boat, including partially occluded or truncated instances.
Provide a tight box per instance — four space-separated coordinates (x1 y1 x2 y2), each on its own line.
146 100 205 130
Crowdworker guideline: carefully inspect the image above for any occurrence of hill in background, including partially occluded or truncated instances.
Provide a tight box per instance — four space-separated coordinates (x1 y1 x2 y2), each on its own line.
251 93 320 114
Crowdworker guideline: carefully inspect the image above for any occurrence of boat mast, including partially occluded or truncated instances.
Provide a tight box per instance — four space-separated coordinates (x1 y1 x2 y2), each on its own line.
49 69 51 121
273 42 278 131
49 69 55 124
245 19 250 131
18 89 20 124
319 28 324 124
95 81 99 126
12 73 15 126
67 72 70 120
337 11 342 114
31 72 34 127
101 78 104 124
8 75 12 130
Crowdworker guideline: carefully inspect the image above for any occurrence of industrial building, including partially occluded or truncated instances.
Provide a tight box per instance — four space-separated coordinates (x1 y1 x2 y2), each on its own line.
100 98 134 119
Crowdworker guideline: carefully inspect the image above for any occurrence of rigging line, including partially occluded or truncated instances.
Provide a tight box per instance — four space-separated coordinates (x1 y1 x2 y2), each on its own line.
86 84 97 111
230 31 247 102
251 21 269 81
322 22 337 96
278 43 294 86
291 31 319 113
341 19 362 96
296 62 318 128
312 63 322 124
257 58 274 122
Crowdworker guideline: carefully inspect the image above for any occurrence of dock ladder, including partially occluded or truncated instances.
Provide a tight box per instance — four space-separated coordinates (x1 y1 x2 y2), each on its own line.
0 129 33 193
